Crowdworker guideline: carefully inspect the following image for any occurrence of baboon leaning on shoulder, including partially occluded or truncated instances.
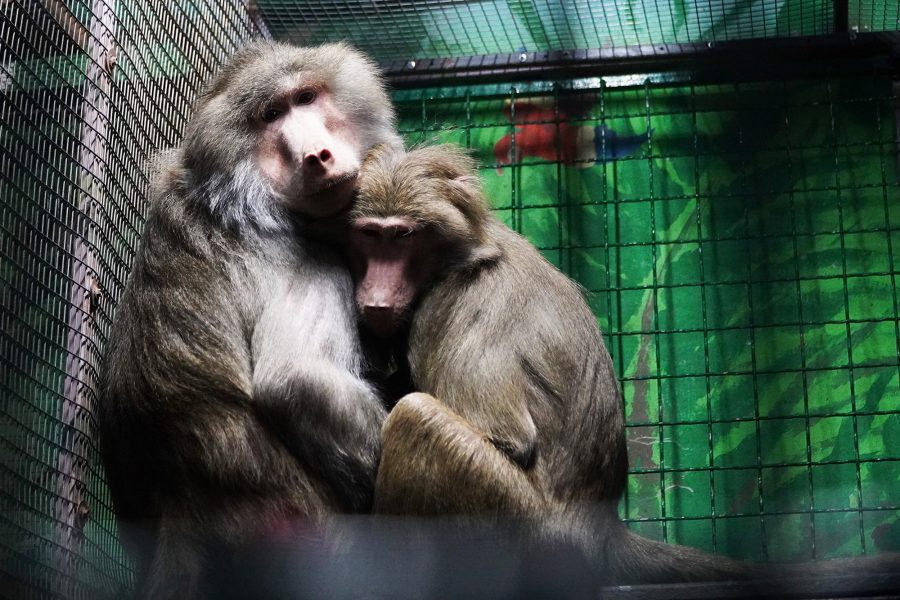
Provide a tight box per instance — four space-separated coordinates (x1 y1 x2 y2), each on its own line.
99 42 401 598
346 143 748 585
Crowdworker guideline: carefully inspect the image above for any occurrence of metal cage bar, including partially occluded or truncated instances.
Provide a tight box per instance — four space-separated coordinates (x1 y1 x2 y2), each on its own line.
391 68 900 560
1 1 261 596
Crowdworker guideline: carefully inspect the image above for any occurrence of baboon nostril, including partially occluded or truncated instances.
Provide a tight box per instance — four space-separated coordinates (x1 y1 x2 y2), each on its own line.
303 150 333 170
364 304 391 312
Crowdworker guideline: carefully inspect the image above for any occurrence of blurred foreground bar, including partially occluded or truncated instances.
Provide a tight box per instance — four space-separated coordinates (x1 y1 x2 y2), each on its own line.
187 516 900 599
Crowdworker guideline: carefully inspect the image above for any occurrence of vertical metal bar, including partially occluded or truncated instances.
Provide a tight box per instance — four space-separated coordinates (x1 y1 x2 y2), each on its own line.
875 75 900 558
691 81 718 553
464 88 472 150
55 0 116 595
419 89 428 145
780 78 818 559
509 86 521 233
743 114 768 559
599 81 626 520
834 0 850 33
825 71 866 554
643 79 668 543
606 92 625 388
552 84 566 271
894 81 900 178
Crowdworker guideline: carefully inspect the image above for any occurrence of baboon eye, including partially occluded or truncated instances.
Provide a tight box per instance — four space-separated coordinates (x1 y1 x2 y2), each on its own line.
262 107 282 123
395 227 415 239
294 90 317 105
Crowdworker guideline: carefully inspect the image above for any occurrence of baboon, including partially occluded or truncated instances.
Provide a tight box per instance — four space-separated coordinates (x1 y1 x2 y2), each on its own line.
347 144 747 585
99 41 400 598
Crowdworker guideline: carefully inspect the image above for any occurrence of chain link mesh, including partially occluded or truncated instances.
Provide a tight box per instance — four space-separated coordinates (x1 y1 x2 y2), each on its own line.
1 1 259 596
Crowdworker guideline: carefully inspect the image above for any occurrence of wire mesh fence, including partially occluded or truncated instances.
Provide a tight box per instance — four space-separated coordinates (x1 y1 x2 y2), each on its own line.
852 0 900 31
1 1 260 596
264 0 840 62
392 70 900 561
2 0 900 598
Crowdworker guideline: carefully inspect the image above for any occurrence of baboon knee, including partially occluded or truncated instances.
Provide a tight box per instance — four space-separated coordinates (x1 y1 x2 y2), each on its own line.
385 391 443 423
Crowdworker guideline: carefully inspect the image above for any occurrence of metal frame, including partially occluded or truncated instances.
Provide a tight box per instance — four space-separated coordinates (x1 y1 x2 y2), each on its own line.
383 33 900 89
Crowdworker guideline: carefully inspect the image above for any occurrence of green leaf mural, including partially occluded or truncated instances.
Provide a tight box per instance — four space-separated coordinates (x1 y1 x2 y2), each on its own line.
395 73 900 560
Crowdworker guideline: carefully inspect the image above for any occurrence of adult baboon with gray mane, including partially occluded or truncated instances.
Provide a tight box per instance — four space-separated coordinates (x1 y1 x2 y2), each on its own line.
99 41 400 598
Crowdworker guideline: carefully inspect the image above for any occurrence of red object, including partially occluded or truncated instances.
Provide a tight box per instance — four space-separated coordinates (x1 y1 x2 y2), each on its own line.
494 102 582 173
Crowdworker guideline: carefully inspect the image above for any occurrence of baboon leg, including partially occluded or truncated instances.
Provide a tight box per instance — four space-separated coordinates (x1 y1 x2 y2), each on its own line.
375 393 545 517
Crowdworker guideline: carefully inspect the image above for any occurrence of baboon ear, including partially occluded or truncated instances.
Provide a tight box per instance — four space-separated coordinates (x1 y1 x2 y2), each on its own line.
468 236 502 266
445 174 489 223
449 174 479 188
446 175 502 265
452 175 481 189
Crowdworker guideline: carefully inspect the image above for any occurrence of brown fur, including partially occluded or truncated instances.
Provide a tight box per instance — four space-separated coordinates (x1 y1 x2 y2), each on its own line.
376 393 546 516
350 144 748 585
99 42 400 598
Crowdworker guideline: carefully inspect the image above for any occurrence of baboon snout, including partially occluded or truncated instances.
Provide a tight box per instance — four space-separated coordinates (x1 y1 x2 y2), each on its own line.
357 285 405 315
302 148 334 173
361 292 391 309
356 277 412 337
350 217 428 337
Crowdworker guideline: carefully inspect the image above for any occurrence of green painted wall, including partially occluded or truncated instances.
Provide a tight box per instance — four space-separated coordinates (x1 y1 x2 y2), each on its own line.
394 73 900 560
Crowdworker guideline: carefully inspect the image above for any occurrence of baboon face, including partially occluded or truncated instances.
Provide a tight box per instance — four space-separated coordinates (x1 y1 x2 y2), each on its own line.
252 81 362 217
349 145 496 337
183 42 399 221
349 214 437 336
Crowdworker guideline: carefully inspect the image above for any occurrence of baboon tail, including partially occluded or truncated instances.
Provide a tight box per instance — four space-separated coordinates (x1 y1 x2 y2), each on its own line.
606 526 750 585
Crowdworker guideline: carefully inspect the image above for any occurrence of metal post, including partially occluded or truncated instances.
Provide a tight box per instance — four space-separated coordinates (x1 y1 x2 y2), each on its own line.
834 0 849 33
54 0 116 595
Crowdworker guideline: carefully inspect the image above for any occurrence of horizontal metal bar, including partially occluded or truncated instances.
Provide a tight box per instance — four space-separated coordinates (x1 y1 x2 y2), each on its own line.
602 572 900 600
382 33 900 88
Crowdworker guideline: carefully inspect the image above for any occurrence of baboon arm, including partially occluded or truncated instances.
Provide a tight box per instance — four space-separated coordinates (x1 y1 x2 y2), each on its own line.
253 362 385 511
374 393 545 516
429 372 539 470
247 276 387 510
